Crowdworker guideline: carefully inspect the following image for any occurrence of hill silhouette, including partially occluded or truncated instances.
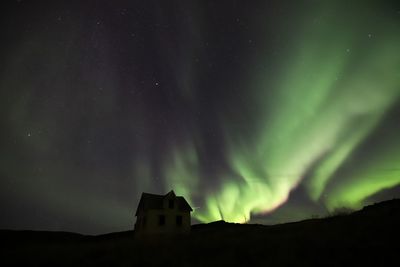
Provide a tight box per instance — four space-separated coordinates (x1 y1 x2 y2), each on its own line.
1 199 399 266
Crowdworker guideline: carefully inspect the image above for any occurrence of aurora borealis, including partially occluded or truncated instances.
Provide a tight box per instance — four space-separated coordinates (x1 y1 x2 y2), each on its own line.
1 0 400 234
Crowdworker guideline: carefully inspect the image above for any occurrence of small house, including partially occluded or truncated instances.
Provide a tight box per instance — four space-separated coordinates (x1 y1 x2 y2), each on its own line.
134 190 192 236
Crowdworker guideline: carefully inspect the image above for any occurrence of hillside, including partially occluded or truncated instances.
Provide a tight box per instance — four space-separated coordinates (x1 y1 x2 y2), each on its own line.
1 199 399 266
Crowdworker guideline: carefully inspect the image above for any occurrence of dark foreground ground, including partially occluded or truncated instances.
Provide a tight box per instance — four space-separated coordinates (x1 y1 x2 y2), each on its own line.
1 199 399 266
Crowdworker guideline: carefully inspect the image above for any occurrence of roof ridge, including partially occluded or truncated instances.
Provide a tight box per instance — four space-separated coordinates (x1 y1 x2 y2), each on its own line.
142 192 163 197
135 191 193 215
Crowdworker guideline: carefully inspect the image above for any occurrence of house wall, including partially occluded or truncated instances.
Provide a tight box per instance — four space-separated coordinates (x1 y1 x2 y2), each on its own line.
134 197 191 236
135 210 191 236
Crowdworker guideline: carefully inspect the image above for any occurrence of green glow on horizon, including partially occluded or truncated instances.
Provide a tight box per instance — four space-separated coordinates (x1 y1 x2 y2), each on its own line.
166 2 400 223
326 143 400 210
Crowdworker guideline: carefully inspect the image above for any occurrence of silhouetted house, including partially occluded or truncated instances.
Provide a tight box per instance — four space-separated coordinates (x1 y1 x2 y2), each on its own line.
134 190 192 236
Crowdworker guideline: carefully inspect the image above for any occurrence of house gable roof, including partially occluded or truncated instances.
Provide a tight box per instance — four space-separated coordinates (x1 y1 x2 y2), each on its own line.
135 190 193 216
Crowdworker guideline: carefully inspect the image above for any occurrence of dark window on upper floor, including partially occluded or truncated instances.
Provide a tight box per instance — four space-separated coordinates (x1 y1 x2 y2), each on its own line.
169 200 174 209
159 215 165 226
176 215 183 226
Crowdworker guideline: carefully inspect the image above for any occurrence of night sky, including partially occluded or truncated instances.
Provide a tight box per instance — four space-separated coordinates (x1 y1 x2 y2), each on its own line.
1 0 400 234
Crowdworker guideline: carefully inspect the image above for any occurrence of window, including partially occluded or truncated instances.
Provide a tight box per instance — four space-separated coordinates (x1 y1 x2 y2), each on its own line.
176 215 183 226
159 215 165 226
169 200 174 209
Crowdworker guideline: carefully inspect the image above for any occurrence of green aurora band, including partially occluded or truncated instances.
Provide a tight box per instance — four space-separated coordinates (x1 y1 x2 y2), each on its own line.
165 2 400 223
1 1 399 233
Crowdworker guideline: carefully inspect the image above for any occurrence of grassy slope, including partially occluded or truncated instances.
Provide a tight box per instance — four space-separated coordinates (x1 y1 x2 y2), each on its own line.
1 199 399 266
